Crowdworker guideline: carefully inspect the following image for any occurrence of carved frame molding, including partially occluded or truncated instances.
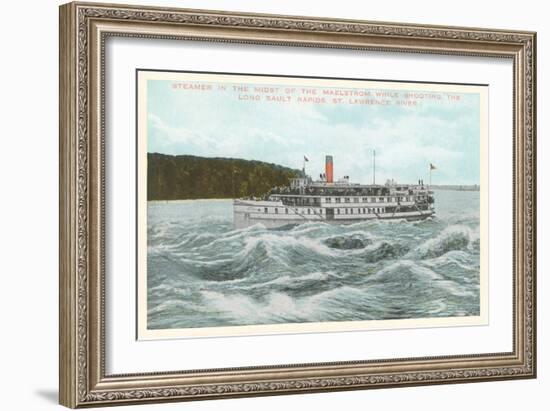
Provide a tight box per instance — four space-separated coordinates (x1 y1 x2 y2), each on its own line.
59 2 536 408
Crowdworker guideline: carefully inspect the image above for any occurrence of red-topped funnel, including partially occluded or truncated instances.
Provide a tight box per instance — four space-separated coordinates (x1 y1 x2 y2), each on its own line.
325 155 333 183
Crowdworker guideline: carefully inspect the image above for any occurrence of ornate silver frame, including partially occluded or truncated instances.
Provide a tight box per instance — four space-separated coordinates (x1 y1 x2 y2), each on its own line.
59 1 536 408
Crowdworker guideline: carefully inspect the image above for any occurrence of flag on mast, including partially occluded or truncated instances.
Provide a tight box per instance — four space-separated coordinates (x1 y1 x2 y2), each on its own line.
304 155 309 162
429 163 436 187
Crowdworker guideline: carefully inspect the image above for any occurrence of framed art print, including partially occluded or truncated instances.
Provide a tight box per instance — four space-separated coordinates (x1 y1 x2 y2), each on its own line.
59 2 536 408
136 70 489 339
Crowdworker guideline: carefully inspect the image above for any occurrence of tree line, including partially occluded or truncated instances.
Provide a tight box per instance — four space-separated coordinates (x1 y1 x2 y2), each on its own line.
147 153 301 200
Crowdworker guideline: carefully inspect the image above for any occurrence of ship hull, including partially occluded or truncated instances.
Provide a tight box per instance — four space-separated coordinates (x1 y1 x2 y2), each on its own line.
233 199 434 229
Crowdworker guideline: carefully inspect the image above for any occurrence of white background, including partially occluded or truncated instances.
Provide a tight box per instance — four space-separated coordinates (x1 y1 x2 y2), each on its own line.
0 0 546 410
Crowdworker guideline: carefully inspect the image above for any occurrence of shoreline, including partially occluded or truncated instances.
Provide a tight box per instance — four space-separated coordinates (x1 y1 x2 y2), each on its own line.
148 198 234 204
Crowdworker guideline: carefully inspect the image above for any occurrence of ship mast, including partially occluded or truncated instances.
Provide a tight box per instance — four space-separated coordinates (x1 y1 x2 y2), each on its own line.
373 149 376 185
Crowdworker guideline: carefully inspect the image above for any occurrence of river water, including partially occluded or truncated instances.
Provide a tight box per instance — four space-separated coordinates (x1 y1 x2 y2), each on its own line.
147 190 480 330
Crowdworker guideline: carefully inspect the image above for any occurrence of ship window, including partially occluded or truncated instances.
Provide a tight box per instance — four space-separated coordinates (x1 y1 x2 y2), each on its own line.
368 208 372 213
354 198 359 203
379 197 384 202
363 208 366 213
350 209 354 214
319 209 323 214
345 209 348 214
335 198 341 203
285 208 288 214
325 197 332 203
337 209 340 214
345 198 350 203
308 209 311 214
264 207 268 213
362 197 368 202
275 208 278 214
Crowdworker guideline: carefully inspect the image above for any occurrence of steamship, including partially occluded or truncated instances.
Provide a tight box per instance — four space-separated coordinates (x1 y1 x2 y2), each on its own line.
233 155 435 229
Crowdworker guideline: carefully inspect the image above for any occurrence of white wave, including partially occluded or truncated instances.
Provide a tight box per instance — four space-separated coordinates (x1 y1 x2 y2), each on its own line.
368 260 476 298
165 232 218 250
411 225 476 259
147 299 188 315
241 233 340 260
198 283 372 324
200 290 304 322
149 283 174 292
422 250 478 273
427 299 447 314
370 260 440 282
288 222 330 236
174 255 235 267
305 285 369 306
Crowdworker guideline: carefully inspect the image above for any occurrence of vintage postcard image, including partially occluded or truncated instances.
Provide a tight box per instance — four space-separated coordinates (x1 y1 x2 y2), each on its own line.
136 70 488 339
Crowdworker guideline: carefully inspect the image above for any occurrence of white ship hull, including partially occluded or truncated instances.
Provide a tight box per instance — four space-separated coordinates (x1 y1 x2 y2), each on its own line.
233 199 435 229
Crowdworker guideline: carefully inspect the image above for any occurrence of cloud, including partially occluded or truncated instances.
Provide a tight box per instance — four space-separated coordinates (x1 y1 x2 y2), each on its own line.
149 113 207 145
146 79 481 184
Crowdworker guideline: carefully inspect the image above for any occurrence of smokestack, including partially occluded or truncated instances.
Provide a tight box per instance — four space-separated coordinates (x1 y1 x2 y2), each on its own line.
325 155 333 183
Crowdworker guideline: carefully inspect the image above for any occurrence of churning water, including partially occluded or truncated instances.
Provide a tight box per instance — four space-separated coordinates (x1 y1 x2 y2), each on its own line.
147 190 480 330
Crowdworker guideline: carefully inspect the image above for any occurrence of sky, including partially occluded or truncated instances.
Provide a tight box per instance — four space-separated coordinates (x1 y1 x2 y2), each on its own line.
145 75 483 185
